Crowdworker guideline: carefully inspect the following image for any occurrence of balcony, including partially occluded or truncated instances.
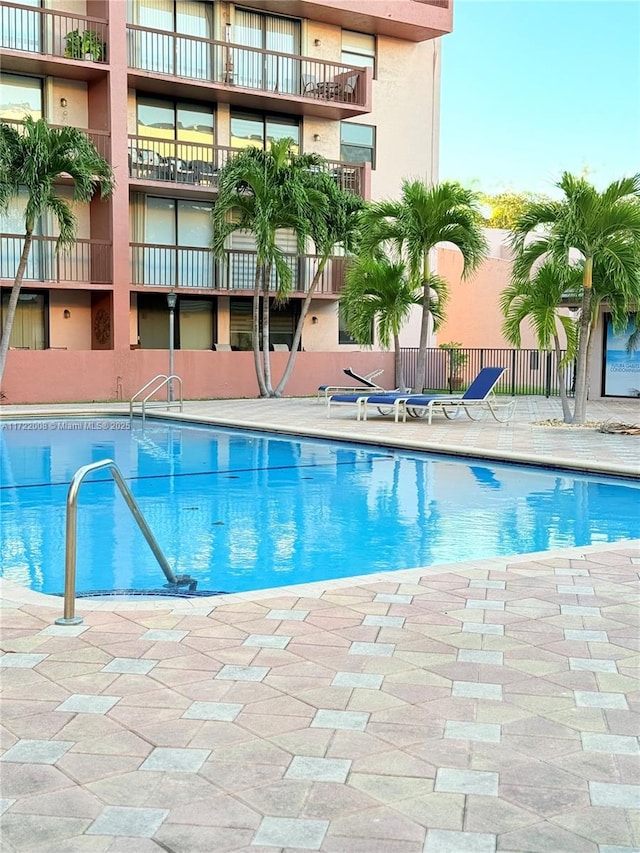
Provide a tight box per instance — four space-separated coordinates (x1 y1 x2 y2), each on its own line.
126 27 371 120
0 2 108 79
131 245 346 296
3 119 110 161
244 0 453 42
0 235 112 284
127 134 368 199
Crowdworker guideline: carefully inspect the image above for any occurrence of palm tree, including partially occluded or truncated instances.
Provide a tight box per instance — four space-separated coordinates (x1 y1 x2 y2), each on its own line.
273 174 364 396
0 117 114 385
501 260 579 423
358 179 488 392
510 172 640 423
211 139 327 397
340 256 425 390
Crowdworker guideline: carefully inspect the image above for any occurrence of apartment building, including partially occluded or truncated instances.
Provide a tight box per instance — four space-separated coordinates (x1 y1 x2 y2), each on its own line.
0 0 452 403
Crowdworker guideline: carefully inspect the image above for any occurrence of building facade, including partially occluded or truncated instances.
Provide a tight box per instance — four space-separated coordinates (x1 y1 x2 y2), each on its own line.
0 0 452 403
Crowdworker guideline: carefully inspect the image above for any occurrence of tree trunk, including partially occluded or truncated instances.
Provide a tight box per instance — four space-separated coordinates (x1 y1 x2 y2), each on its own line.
252 264 268 397
393 332 405 390
262 263 273 396
572 256 593 424
553 334 573 423
273 260 326 397
415 256 431 393
0 230 33 388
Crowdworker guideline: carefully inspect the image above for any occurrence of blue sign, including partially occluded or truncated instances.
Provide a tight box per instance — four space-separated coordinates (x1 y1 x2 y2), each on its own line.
604 314 640 397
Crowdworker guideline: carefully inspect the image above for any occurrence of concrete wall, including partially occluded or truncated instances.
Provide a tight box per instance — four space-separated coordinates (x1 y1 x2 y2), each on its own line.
49 290 92 349
436 230 570 350
1 349 395 404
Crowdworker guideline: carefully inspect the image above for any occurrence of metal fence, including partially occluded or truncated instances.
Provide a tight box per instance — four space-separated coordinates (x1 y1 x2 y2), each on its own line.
401 347 574 397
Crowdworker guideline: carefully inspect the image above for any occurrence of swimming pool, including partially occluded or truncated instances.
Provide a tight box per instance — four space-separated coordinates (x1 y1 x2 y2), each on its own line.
1 417 639 596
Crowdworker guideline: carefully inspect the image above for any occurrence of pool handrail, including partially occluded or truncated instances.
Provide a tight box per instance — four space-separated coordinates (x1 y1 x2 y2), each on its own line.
56 459 193 625
129 374 183 426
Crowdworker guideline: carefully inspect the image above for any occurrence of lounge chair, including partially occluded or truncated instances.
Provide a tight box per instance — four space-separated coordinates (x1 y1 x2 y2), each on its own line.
317 367 384 402
360 366 516 423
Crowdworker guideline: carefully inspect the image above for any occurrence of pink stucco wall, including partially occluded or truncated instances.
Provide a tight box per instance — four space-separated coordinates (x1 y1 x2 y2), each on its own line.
1 350 395 404
435 247 542 349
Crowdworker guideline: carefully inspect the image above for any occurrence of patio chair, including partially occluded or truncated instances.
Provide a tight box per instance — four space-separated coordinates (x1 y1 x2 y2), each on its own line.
317 367 384 403
342 74 358 102
360 366 516 423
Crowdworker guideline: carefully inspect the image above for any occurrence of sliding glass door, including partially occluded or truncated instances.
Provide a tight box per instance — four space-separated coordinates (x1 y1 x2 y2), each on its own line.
233 9 300 94
129 0 213 80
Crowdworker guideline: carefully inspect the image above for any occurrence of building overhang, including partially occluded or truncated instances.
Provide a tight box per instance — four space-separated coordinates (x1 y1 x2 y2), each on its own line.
243 0 453 42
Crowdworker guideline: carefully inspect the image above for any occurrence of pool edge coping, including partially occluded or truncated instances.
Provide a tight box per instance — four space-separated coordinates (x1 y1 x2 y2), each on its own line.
2 539 639 614
1 404 639 479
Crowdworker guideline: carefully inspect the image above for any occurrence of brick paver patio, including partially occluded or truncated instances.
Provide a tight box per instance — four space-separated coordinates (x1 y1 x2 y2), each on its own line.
1 395 638 851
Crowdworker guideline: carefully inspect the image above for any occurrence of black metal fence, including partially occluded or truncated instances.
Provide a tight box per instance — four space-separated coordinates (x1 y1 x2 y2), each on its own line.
401 347 574 397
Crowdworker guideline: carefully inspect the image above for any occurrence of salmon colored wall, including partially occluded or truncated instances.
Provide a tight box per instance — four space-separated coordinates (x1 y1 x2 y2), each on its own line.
49 291 92 349
436 245 545 350
50 79 88 128
1 350 395 404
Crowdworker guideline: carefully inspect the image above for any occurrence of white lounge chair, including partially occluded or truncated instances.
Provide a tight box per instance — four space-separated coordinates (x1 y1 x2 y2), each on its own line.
317 367 384 402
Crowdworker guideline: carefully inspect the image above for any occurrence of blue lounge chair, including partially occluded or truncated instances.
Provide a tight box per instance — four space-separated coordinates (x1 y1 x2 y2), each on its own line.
317 367 384 402
360 366 515 423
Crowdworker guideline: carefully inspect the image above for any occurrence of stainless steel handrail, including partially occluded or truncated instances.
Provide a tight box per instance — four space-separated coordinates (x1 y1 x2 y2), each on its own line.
129 374 183 425
56 459 191 625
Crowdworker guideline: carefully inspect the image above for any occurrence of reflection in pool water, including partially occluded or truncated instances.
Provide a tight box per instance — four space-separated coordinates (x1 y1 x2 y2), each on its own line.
1 418 639 595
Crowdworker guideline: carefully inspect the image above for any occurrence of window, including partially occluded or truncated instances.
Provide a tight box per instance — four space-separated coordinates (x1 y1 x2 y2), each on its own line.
233 9 300 94
1 0 41 53
0 73 42 121
134 97 215 180
133 197 213 287
137 293 215 350
338 302 371 345
341 30 376 77
229 297 298 351
128 0 213 79
340 123 375 168
0 291 47 350
230 111 300 152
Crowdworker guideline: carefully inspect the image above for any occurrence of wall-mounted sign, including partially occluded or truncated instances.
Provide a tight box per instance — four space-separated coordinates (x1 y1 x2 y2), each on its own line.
603 313 640 398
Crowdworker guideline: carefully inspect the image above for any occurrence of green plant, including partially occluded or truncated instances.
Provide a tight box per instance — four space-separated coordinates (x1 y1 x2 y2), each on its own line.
64 29 83 59
64 28 104 61
439 341 468 389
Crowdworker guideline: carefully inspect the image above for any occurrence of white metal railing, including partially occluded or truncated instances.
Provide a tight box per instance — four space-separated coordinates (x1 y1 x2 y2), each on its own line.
129 374 183 425
55 459 196 625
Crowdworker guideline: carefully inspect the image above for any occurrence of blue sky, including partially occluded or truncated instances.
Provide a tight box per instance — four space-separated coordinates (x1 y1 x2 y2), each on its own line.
439 0 640 197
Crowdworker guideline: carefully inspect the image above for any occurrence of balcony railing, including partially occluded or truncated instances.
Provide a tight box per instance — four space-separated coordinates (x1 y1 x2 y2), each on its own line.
127 25 367 108
0 235 112 283
2 119 110 161
131 245 346 295
128 134 365 197
0 2 108 62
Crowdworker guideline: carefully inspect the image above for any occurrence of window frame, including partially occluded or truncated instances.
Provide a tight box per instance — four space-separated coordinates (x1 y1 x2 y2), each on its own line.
0 289 48 350
0 72 43 121
230 109 301 152
341 30 376 78
340 122 376 170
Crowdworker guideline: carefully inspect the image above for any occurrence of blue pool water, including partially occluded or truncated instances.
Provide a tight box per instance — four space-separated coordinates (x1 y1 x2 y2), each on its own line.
1 417 639 596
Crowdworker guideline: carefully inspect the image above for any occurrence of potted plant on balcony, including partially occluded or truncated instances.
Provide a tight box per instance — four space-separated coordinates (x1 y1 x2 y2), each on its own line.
439 341 468 391
64 29 83 59
64 28 105 61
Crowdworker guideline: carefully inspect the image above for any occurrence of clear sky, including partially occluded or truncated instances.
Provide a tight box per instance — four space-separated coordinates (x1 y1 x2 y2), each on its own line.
439 0 640 197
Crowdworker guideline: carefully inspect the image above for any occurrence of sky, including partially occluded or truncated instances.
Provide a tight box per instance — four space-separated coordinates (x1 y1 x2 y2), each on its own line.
439 0 640 197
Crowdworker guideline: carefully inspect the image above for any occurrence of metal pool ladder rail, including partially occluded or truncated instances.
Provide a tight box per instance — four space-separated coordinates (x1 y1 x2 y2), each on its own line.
56 459 195 625
130 374 183 425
